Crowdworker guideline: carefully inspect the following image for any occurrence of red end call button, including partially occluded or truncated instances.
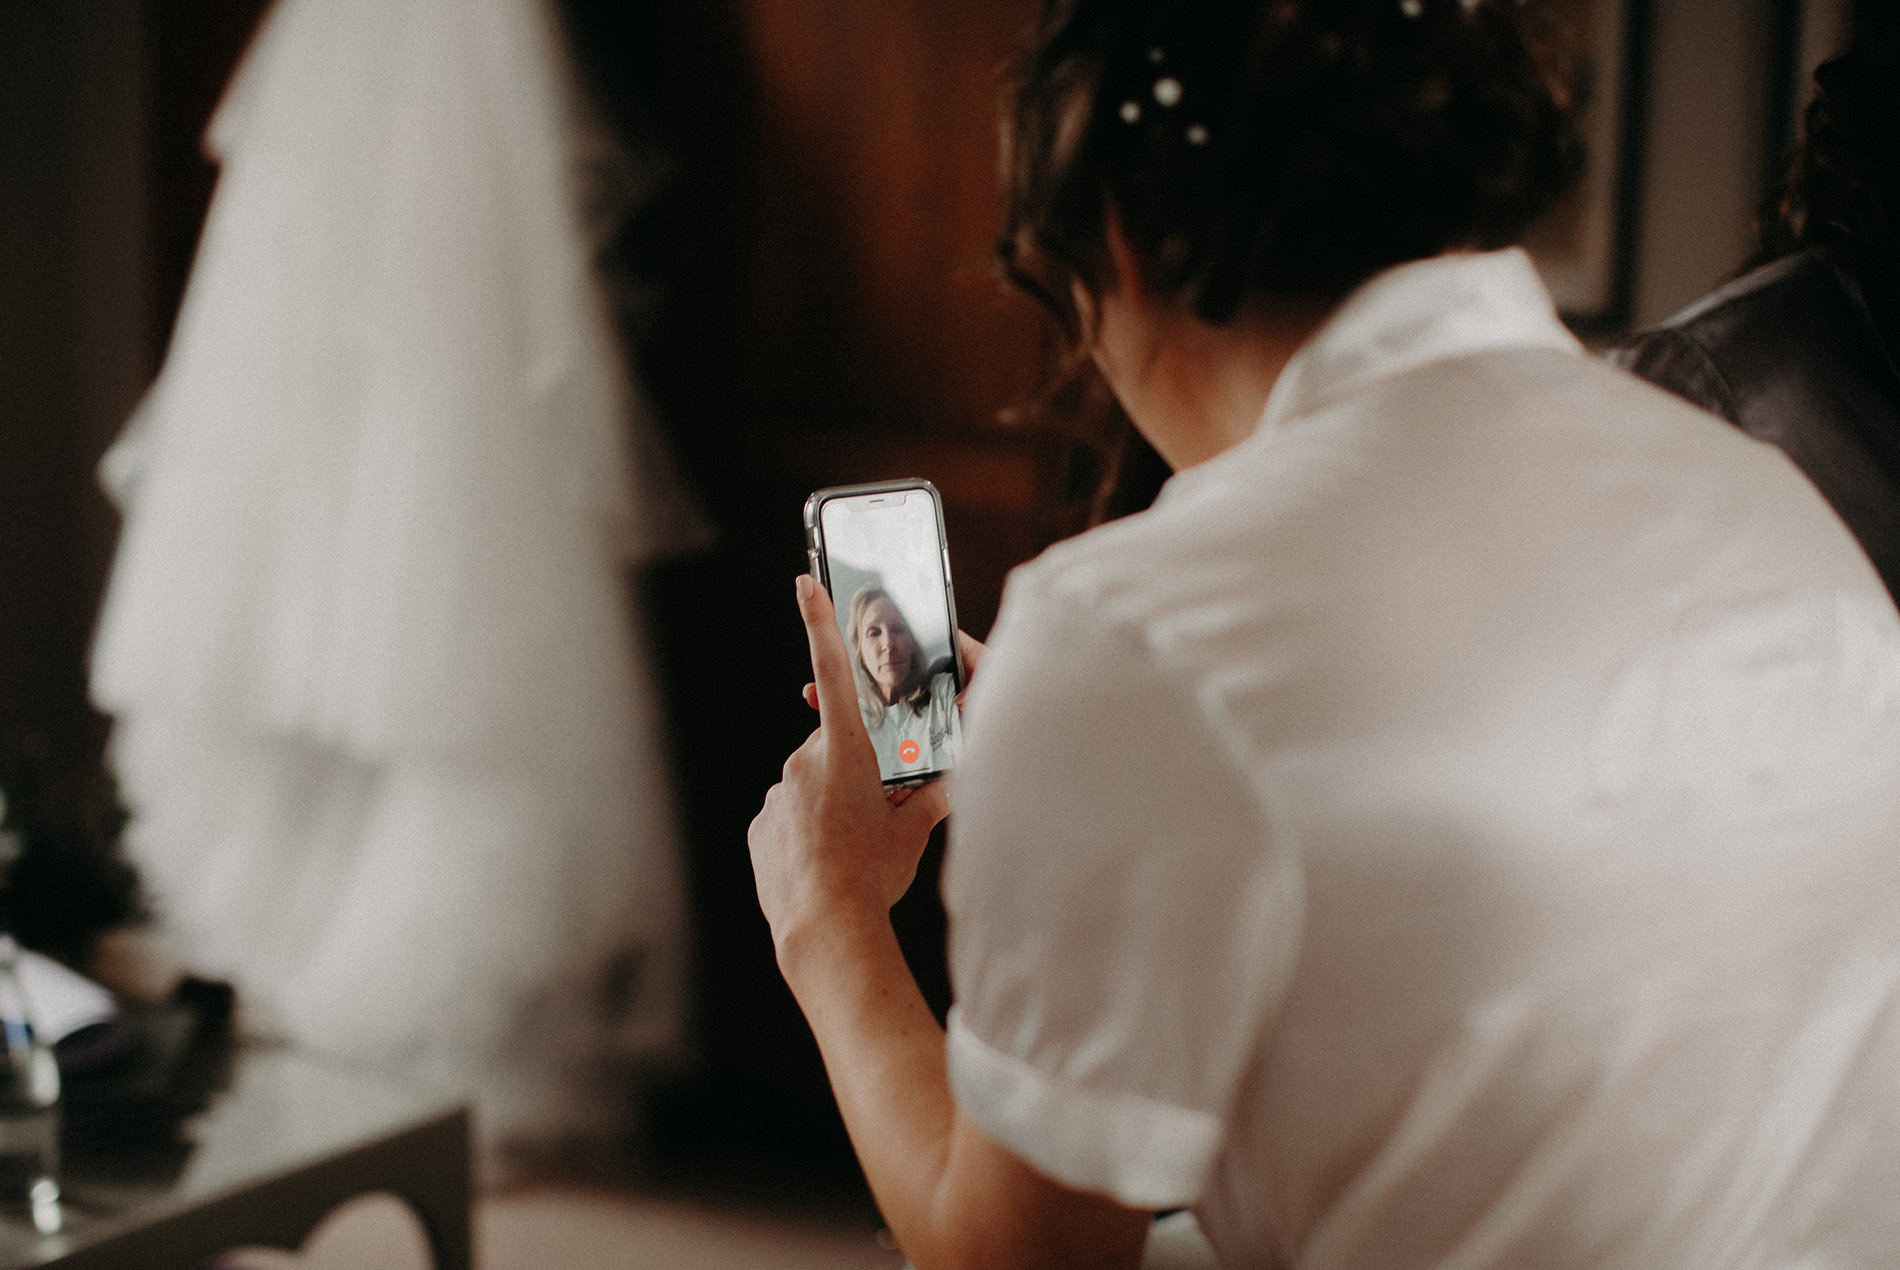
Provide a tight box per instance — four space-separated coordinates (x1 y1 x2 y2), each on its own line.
898 739 921 765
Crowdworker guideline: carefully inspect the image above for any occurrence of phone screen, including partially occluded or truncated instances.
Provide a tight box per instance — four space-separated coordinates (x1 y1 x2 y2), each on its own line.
814 486 962 785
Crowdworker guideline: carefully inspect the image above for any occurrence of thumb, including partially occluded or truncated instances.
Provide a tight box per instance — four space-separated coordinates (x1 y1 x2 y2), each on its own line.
796 574 870 750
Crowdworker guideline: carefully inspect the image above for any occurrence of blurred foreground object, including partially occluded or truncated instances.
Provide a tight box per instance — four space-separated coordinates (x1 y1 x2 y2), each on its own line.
89 0 697 1158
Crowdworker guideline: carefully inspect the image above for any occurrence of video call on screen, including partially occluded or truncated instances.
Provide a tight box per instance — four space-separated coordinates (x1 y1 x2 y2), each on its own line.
821 490 959 782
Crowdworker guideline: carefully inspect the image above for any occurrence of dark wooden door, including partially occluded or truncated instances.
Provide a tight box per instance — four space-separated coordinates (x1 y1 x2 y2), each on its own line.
569 0 1080 1186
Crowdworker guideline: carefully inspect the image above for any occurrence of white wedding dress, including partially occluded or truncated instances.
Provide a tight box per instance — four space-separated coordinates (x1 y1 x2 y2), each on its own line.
89 0 698 1150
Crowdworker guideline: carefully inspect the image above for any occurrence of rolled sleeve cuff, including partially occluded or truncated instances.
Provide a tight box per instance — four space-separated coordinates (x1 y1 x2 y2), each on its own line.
946 1008 1223 1210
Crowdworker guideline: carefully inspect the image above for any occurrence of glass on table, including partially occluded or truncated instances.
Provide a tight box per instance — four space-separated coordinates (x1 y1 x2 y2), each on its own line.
0 935 60 1236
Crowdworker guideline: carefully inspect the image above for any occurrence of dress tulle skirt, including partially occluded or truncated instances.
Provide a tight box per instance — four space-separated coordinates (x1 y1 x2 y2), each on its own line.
89 0 696 1148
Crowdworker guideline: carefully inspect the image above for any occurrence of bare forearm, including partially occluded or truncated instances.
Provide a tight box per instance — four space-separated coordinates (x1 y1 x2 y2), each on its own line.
775 913 959 1257
751 579 1146 1267
775 913 1150 1270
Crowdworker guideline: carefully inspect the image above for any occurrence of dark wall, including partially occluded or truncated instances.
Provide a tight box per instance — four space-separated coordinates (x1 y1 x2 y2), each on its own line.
0 6 112 770
0 1 269 775
560 0 1079 1179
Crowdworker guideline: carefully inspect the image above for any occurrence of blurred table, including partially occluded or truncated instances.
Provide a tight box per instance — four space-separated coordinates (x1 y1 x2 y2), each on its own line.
0 1044 470 1269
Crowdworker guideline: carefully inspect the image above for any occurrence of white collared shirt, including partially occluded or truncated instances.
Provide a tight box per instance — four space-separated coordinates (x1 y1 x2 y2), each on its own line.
946 250 1900 1267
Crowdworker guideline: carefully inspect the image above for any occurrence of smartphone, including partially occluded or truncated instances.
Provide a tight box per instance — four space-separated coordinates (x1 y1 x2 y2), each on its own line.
804 479 964 788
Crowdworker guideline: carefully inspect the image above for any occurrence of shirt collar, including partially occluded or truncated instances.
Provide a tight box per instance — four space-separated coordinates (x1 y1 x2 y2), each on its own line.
1259 247 1582 432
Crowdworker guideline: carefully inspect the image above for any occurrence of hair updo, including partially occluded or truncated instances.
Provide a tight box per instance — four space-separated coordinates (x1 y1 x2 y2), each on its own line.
998 0 1587 340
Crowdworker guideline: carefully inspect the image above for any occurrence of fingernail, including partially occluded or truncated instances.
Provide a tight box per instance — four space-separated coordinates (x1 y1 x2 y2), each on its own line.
796 574 814 603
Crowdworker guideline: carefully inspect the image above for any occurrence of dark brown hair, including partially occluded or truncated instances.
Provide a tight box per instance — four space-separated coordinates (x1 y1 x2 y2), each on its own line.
997 0 1587 343
1763 0 1900 348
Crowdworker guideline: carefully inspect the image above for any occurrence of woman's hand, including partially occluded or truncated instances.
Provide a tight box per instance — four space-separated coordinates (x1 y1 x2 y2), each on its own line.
751 581 1150 1270
750 576 950 962
801 625 986 806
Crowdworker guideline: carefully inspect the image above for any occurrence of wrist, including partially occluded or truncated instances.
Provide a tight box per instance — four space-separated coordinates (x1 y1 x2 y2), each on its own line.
773 903 902 1000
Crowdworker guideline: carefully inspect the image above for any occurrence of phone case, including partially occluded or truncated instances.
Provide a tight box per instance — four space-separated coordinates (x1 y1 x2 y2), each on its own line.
804 479 962 788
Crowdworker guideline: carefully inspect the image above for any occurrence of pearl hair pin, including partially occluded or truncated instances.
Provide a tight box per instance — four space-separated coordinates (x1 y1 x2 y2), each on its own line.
1116 45 1213 148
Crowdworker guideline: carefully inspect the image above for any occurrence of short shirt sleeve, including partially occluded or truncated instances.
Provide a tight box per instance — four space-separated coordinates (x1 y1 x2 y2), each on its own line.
943 564 1301 1210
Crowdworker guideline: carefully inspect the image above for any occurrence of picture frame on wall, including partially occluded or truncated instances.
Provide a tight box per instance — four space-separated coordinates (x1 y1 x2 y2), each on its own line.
1524 0 1651 338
